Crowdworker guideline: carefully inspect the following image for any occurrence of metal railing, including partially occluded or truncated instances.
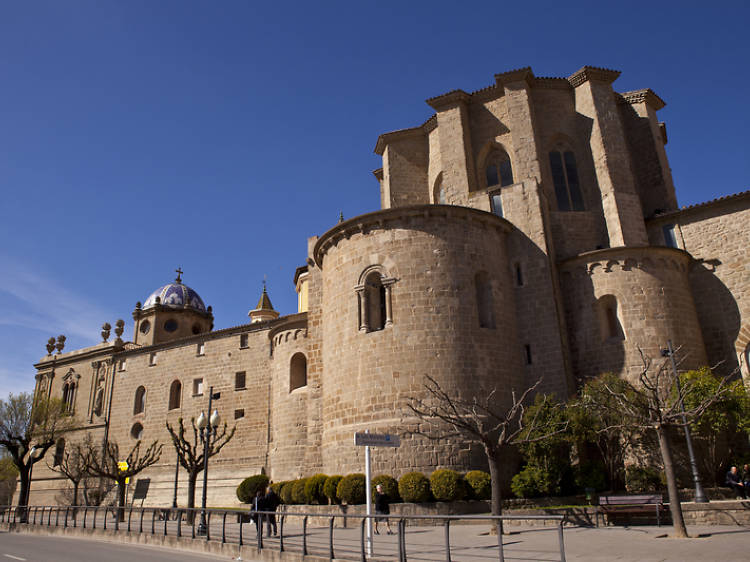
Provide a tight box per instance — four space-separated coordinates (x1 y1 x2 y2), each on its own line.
0 504 566 561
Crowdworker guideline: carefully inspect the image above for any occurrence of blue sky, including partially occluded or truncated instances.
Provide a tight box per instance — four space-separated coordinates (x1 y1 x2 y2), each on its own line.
1 1 748 396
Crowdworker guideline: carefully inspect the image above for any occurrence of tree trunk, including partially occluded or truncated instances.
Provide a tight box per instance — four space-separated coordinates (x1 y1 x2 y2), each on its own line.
656 423 688 538
187 471 198 523
16 464 30 522
72 482 79 507
486 447 503 536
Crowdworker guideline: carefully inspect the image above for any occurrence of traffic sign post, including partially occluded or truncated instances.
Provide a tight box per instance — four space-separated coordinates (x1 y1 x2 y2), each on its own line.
354 431 400 557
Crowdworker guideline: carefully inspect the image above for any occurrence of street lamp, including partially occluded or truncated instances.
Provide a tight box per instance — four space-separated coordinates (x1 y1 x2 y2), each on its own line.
196 386 221 536
22 446 44 522
661 340 708 503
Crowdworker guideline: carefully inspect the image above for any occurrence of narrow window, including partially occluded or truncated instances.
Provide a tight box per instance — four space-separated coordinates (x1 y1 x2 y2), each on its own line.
475 271 496 329
234 409 245 420
485 150 513 188
118 359 126 372
364 272 386 332
193 378 204 396
53 439 65 467
168 380 181 410
130 423 144 440
62 382 76 413
149 352 157 366
290 353 307 391
433 174 446 204
524 344 533 365
598 295 624 341
549 150 584 211
235 371 246 390
133 386 146 415
662 224 678 248
196 342 205 356
239 334 249 348
490 192 503 218
514 263 524 287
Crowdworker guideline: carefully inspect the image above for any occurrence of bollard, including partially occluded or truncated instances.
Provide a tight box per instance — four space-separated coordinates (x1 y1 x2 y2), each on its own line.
302 515 308 556
444 519 451 562
329 516 335 561
221 511 227 544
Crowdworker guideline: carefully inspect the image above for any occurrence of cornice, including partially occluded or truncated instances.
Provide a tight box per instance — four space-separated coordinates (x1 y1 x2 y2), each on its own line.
618 89 666 110
425 89 471 111
34 342 122 370
558 245 692 273
494 66 534 88
374 125 426 155
268 315 309 341
568 66 621 88
314 204 511 267
646 189 750 223
533 77 573 90
372 168 384 181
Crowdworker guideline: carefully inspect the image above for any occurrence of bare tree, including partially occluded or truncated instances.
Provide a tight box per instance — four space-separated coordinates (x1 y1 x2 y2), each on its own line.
0 393 72 517
166 417 235 519
406 376 568 521
48 434 93 507
82 439 162 520
585 350 730 538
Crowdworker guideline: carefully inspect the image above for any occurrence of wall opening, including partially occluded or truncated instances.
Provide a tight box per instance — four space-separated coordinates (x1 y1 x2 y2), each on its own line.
53 438 65 467
133 386 146 415
475 271 496 329
364 272 387 332
290 352 307 391
168 380 181 410
598 294 624 341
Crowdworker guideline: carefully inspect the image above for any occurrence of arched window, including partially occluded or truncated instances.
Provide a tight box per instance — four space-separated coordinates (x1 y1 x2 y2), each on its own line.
290 353 307 392
168 380 181 410
549 149 584 211
53 438 65 467
475 271 496 329
131 422 144 440
433 173 446 204
62 382 76 413
598 295 624 340
485 150 513 189
133 386 146 415
365 272 387 332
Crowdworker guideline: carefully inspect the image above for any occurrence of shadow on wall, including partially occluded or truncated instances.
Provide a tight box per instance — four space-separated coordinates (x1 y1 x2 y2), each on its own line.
689 261 741 376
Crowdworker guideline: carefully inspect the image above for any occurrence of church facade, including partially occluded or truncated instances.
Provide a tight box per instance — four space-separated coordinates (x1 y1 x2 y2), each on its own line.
29 65 750 506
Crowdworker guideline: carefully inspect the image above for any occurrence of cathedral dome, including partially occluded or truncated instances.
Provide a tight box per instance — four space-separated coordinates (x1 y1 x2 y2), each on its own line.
143 274 207 313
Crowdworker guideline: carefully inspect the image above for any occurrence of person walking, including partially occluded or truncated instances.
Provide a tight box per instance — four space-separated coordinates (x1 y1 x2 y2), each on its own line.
264 484 280 537
374 484 393 535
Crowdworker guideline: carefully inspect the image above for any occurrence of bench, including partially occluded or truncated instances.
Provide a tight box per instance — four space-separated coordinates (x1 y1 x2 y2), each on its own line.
596 494 666 527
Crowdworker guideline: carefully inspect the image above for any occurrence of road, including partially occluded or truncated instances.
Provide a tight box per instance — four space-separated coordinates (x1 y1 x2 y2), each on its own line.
0 532 245 562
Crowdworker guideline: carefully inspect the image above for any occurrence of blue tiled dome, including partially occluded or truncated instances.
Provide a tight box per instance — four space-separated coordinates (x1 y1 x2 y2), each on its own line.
143 282 206 313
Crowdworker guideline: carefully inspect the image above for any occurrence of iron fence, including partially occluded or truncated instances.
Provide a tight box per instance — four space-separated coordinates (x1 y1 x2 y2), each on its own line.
0 504 566 562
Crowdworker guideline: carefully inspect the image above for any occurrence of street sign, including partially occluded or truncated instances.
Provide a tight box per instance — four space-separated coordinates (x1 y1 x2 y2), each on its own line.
354 432 400 448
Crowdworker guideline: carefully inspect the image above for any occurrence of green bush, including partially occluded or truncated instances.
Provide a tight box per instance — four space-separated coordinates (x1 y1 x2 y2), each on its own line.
280 481 295 505
464 470 491 500
511 465 555 498
430 469 466 502
371 474 400 502
398 472 431 503
574 462 607 492
270 480 286 498
323 475 343 504
625 466 664 493
236 474 270 504
304 473 329 504
291 478 309 504
337 473 366 504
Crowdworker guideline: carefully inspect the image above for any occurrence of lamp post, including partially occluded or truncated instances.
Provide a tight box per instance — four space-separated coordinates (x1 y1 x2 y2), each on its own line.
22 446 43 522
661 340 708 503
196 386 221 536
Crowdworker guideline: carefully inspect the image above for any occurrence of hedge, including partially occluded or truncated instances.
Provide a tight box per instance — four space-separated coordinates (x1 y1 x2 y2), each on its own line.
337 473 366 504
464 470 491 500
371 474 400 502
398 472 431 503
280 481 295 505
236 474 269 504
304 473 329 504
270 480 286 498
323 475 343 504
291 478 309 504
430 469 465 502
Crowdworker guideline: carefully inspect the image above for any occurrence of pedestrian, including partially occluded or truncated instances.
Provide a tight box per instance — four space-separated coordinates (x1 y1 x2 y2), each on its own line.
264 484 280 537
725 466 747 499
742 464 750 490
252 489 266 531
374 484 393 535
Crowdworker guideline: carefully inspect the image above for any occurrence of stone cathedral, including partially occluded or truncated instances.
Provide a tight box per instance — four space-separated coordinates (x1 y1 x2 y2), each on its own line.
28 66 750 506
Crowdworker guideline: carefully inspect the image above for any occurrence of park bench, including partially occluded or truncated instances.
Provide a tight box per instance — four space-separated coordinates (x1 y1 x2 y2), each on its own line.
596 494 666 527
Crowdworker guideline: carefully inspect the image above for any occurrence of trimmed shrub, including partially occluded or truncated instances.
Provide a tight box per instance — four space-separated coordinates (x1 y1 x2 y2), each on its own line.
337 473 366 504
625 466 664 493
398 472 431 503
291 478 309 504
464 470 491 500
430 469 466 502
304 473 329 504
236 474 270 504
270 480 286 498
371 474 400 502
280 481 295 505
323 475 343 504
